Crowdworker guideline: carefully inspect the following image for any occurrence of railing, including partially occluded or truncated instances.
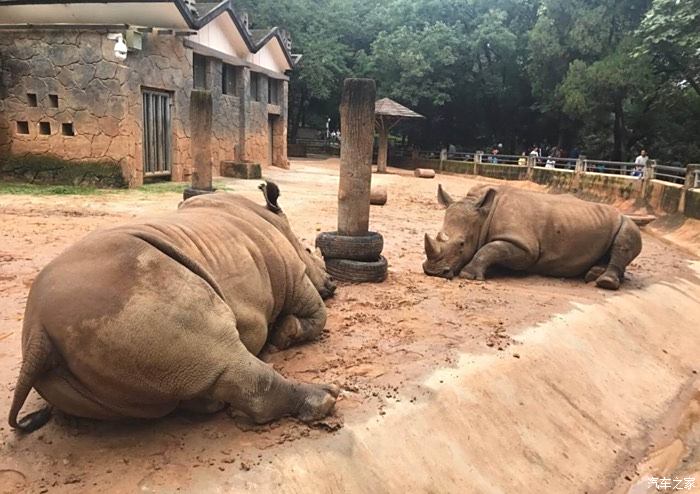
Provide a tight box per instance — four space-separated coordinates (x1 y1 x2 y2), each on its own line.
417 148 692 185
652 163 686 185
694 169 700 189
532 156 578 170
580 159 636 176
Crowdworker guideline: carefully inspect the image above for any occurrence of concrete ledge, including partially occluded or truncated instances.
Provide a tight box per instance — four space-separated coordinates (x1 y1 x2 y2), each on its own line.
221 161 262 179
683 189 700 219
645 180 683 214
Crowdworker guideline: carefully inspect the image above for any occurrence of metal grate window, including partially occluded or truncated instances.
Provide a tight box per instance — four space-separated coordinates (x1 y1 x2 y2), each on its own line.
222 63 238 96
142 90 172 176
193 53 208 90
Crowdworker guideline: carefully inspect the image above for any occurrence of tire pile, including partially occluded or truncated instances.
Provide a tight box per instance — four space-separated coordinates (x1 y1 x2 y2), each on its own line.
315 231 388 282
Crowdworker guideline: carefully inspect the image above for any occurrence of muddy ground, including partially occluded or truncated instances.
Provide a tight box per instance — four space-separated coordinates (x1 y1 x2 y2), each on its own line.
0 158 698 493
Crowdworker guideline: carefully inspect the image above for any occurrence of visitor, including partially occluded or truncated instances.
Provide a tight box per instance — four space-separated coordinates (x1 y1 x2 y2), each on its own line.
545 155 556 168
490 147 499 164
631 149 648 178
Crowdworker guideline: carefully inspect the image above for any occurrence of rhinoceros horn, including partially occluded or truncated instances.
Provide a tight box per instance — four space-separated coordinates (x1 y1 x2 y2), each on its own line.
424 233 441 260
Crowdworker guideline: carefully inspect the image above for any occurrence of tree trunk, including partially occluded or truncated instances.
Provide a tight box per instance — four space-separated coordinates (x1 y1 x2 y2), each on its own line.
613 97 625 162
377 119 389 173
337 78 376 236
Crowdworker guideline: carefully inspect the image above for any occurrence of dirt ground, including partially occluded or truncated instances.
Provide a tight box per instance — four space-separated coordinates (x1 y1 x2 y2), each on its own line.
0 158 698 493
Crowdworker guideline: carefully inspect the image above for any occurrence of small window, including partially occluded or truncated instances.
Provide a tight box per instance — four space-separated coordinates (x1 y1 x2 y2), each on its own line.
39 121 51 135
222 63 237 96
268 79 280 105
16 121 29 134
61 123 75 136
27 93 38 107
193 53 208 90
250 73 261 102
49 94 59 108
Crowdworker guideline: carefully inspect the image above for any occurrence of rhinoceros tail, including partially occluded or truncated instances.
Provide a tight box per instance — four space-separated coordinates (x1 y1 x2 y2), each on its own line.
8 325 53 433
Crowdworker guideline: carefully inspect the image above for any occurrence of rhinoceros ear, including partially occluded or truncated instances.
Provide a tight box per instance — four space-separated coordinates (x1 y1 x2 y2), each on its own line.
437 184 454 208
474 187 497 214
259 180 282 214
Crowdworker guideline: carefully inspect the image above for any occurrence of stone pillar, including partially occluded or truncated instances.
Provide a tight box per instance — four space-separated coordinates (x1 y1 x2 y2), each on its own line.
337 78 376 236
237 67 250 162
271 80 289 169
185 90 213 199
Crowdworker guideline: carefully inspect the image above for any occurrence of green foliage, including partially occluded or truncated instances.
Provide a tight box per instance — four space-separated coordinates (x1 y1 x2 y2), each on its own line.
0 154 126 188
0 182 103 195
240 0 700 163
637 0 700 96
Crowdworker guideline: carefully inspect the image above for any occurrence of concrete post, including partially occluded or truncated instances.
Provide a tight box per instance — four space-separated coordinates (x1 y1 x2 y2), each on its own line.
337 79 376 236
474 150 483 176
679 164 700 213
641 159 656 199
526 155 535 180
575 155 586 174
439 148 447 173
684 164 700 189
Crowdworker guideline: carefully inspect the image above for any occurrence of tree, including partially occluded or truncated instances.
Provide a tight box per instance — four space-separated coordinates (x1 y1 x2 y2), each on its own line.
637 0 700 97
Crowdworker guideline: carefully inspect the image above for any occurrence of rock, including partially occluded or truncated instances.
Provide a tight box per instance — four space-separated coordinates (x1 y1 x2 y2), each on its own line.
221 161 262 180
370 186 387 206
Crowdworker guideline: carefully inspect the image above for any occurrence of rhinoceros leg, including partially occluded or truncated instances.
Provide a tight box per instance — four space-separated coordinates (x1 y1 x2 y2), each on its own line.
179 397 227 414
269 275 326 350
584 265 607 283
462 240 536 280
595 216 642 290
210 339 339 423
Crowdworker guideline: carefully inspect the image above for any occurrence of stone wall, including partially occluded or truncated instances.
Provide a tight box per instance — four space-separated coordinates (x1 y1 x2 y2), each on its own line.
0 28 289 186
0 29 196 186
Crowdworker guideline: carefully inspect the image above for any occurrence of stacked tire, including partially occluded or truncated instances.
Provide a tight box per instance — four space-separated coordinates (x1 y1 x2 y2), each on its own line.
315 231 388 282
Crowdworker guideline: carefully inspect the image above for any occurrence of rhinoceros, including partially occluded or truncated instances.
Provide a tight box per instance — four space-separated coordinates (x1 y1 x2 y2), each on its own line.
423 184 642 289
9 182 339 432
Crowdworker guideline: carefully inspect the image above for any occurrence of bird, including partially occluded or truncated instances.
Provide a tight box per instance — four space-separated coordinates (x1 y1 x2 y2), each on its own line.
259 180 282 213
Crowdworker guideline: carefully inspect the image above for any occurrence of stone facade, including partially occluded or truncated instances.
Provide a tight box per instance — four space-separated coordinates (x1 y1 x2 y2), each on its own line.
0 28 289 186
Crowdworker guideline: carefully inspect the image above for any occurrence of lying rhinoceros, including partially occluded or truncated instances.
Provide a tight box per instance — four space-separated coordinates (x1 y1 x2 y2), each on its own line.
9 182 339 432
423 184 642 289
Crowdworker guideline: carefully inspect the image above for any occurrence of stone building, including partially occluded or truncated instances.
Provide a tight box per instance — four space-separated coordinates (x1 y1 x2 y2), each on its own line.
0 0 297 186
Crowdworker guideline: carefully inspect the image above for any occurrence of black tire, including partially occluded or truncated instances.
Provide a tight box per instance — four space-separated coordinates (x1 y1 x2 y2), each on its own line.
325 256 388 283
315 231 383 261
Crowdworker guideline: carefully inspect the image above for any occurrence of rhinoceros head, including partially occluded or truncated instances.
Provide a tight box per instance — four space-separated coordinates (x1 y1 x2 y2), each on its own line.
423 184 496 279
259 181 336 299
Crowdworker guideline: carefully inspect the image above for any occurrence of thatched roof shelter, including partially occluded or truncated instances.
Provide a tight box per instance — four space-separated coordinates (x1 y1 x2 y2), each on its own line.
375 98 424 119
374 98 423 173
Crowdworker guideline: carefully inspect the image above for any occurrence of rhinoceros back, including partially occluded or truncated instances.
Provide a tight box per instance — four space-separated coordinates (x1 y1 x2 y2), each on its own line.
487 188 622 277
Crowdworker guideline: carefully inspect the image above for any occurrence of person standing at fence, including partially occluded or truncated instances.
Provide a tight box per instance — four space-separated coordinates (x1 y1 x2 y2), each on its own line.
490 147 499 164
631 149 648 177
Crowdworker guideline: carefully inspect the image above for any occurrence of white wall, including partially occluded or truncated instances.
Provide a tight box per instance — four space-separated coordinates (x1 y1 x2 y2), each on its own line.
0 3 189 28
